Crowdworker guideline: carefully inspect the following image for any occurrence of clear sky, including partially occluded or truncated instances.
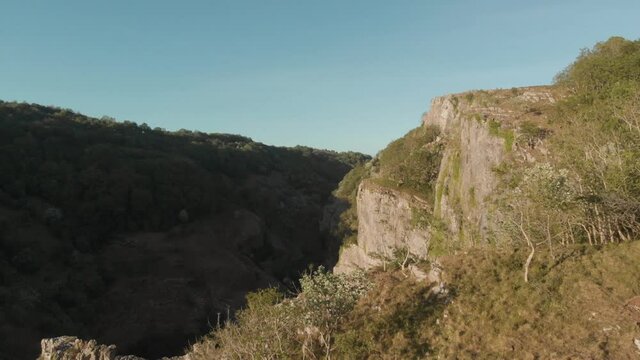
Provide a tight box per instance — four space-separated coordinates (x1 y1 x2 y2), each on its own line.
1 1 639 155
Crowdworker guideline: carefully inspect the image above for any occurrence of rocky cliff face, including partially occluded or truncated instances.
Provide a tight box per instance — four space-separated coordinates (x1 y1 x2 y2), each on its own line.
334 181 430 273
429 94 507 243
335 86 559 272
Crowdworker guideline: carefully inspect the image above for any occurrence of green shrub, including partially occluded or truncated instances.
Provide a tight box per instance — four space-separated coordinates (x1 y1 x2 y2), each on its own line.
191 267 371 359
555 37 640 98
300 266 370 331
375 125 443 201
488 119 515 151
190 288 302 360
519 120 549 145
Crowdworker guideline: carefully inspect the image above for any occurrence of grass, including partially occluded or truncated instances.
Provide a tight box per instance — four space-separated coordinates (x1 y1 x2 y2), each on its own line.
488 119 515 152
374 125 443 202
429 241 640 358
451 150 462 182
331 240 640 359
434 181 444 216
468 186 476 207
185 240 640 359
410 207 431 229
334 270 448 359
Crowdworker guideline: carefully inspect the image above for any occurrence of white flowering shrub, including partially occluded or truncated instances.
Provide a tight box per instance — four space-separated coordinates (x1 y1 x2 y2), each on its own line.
192 269 372 359
521 163 575 209
300 266 370 330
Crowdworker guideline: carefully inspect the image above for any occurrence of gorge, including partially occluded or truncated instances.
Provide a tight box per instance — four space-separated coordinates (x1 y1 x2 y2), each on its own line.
5 36 640 359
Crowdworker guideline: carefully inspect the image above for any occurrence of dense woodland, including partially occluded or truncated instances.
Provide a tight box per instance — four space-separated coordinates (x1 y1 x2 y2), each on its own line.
0 104 368 359
0 103 366 240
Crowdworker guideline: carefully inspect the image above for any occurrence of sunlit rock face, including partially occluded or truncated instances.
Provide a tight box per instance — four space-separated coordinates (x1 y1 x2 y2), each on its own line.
335 86 559 272
334 181 430 274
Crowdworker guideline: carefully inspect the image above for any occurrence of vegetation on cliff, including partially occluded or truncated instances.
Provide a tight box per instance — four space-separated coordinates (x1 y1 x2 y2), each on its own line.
370 124 443 203
488 37 640 283
188 37 640 359
328 123 444 250
186 240 640 359
188 267 371 359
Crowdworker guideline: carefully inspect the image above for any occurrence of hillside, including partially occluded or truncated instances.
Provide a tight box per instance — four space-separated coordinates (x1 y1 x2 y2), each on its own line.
0 104 369 359
34 36 640 359
179 37 640 359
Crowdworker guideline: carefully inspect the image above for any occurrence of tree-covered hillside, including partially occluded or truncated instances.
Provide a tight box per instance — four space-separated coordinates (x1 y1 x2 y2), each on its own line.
0 103 368 359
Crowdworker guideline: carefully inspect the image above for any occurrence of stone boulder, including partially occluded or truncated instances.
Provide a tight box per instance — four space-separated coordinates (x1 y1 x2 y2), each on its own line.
38 336 117 360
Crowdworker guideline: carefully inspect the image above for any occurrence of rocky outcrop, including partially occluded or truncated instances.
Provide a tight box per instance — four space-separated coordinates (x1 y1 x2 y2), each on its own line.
39 336 118 360
333 243 381 274
335 86 560 272
334 181 431 273
428 95 507 242
428 87 558 243
38 336 186 360
356 182 431 256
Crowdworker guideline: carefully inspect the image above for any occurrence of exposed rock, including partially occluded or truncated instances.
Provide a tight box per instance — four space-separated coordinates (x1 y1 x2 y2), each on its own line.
625 295 640 324
625 295 640 312
421 93 458 132
335 90 511 272
334 181 431 273
356 181 430 258
517 89 556 103
335 86 562 273
333 243 381 274
39 336 117 360
38 336 193 360
430 95 506 242
407 264 428 281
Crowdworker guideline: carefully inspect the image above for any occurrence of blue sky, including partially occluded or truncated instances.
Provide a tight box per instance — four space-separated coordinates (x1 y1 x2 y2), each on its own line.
1 1 639 155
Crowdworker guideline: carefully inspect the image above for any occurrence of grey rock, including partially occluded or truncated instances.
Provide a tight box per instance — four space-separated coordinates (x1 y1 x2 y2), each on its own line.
334 181 430 273
39 336 117 360
38 336 192 360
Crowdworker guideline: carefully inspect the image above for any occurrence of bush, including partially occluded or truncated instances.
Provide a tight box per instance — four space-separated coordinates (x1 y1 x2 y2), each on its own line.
519 121 549 147
375 125 443 201
190 288 303 360
190 267 371 359
300 267 370 330
555 37 640 98
549 36 640 245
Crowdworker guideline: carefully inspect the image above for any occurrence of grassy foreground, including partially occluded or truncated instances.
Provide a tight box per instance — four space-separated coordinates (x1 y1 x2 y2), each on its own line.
420 242 640 359
186 240 640 359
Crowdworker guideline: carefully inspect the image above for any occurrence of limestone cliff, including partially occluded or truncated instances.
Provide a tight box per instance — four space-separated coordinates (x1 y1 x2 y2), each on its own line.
429 94 508 243
334 181 431 273
335 86 560 272
434 88 560 243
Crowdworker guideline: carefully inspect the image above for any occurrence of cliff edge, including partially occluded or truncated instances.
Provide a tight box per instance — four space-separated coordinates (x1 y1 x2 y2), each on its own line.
335 86 563 272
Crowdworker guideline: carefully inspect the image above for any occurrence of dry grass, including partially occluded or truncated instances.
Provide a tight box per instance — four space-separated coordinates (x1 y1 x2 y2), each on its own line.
183 241 640 359
331 241 640 359
430 242 640 359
